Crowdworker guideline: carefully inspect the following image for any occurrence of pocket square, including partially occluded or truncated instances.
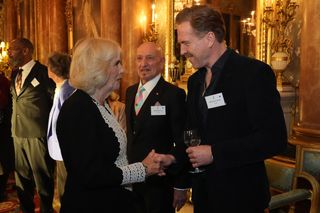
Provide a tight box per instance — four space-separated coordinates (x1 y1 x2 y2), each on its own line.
154 101 161 106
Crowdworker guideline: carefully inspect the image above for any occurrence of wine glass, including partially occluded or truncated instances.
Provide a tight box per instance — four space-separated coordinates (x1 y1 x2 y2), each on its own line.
184 129 204 173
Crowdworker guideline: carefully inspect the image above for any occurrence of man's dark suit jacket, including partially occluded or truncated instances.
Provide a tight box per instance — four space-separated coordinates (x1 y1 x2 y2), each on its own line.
11 61 54 138
187 49 287 213
125 77 188 213
57 89 142 213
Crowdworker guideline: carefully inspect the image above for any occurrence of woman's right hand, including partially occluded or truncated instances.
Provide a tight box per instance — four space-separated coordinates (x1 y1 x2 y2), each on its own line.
142 149 162 176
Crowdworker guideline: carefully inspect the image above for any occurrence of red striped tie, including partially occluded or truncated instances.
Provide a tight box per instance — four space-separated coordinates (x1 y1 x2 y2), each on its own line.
15 69 23 94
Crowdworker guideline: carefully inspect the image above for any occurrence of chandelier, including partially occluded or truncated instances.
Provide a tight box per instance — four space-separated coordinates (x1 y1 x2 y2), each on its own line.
142 2 159 43
0 41 10 79
241 11 256 37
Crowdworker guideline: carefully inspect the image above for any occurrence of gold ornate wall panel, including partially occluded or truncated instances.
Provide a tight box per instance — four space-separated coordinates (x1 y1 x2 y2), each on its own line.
35 0 50 63
65 0 74 53
100 0 121 43
0 0 301 94
49 0 68 53
69 0 122 51
120 0 152 100
0 3 4 40
156 0 171 81
257 0 301 87
73 0 101 41
283 1 301 87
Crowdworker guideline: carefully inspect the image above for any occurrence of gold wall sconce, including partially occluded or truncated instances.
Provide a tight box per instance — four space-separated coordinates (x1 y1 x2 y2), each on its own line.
0 41 11 79
241 11 256 37
142 2 159 43
168 62 180 85
0 41 8 62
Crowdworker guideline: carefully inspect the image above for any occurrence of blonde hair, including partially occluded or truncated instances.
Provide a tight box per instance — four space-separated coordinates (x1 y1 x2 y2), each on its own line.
70 38 121 95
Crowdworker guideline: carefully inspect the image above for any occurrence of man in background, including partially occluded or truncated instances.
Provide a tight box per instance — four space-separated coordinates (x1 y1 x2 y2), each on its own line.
125 42 189 213
47 52 75 203
0 72 14 201
8 38 55 213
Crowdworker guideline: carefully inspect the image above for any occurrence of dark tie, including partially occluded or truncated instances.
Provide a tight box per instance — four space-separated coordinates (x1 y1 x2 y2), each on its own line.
15 68 23 94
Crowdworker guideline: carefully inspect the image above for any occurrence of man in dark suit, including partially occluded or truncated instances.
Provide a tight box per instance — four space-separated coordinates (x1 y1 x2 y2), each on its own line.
8 38 55 213
125 42 189 213
158 5 287 213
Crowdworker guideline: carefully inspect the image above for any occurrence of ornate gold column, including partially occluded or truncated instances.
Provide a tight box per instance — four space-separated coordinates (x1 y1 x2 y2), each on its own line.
65 0 73 54
22 0 36 57
23 0 30 38
290 0 320 144
289 0 320 201
100 0 121 43
4 0 18 41
49 0 68 53
120 0 152 100
289 0 320 205
35 0 50 64
29 0 35 44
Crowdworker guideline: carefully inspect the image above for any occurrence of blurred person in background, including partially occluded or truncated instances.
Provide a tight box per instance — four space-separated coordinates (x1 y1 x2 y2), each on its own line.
0 72 14 202
47 52 75 203
107 91 126 132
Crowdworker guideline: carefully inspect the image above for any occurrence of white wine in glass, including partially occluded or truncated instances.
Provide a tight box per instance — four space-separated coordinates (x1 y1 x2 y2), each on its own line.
184 129 204 173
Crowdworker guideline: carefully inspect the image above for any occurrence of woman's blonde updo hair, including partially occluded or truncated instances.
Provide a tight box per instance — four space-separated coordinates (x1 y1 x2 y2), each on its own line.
70 38 121 95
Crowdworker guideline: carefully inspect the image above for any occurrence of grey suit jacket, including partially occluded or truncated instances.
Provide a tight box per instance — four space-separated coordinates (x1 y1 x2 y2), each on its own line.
11 61 55 138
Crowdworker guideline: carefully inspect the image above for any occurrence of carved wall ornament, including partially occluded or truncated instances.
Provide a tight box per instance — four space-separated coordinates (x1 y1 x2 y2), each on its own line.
65 0 73 53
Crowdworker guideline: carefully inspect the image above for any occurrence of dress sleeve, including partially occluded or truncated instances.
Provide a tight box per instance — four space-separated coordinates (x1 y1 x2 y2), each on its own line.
119 162 146 185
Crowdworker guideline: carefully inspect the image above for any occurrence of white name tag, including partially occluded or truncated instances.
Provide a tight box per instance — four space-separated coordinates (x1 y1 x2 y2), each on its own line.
31 78 40 87
151 105 166 116
205 92 226 109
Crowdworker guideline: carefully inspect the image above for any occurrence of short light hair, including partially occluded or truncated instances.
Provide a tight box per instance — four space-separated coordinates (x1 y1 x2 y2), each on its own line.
70 38 121 95
175 5 226 43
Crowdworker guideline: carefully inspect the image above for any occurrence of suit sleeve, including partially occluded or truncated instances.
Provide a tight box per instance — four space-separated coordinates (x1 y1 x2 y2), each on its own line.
167 88 191 188
212 62 287 170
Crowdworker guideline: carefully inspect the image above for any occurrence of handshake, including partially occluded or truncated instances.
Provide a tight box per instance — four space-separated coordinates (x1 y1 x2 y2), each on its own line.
142 145 214 177
141 149 176 177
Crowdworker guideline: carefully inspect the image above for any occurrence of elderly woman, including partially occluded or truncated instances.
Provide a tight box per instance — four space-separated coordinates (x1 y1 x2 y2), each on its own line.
56 38 159 213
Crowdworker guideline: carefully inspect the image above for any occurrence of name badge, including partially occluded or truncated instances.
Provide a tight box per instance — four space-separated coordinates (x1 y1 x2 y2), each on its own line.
151 105 166 116
31 78 40 87
205 92 226 109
